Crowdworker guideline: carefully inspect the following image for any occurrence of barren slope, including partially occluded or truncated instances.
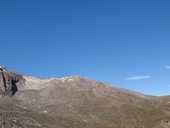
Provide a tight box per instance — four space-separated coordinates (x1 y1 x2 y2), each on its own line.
1 72 170 127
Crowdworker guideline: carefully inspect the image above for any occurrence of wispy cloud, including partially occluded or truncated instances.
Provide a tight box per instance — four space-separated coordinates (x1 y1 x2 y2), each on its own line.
165 66 170 69
126 76 151 80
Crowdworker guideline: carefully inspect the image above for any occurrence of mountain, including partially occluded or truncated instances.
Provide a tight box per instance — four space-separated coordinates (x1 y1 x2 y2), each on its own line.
0 67 170 128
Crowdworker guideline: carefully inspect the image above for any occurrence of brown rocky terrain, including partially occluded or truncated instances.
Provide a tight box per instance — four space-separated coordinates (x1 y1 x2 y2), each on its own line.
0 66 170 128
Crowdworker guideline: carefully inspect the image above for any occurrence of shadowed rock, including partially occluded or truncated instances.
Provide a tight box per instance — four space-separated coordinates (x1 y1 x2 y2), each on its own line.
0 66 24 96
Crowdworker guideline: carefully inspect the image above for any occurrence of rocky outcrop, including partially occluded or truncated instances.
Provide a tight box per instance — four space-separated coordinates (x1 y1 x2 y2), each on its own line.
0 66 24 96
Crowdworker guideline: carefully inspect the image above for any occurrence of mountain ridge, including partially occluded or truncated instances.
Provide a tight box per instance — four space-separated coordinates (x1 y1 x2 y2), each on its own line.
0 66 170 128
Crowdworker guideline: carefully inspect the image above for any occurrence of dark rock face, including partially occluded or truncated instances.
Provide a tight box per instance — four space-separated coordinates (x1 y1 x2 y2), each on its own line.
0 66 24 96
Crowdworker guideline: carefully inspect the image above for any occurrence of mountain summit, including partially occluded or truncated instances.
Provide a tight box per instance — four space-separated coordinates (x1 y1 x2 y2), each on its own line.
0 66 170 128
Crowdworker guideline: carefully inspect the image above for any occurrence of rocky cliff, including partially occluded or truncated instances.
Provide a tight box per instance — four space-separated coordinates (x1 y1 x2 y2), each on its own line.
0 66 24 96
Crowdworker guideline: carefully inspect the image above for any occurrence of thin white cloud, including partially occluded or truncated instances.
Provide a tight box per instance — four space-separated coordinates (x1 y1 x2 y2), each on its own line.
126 76 151 80
165 66 170 69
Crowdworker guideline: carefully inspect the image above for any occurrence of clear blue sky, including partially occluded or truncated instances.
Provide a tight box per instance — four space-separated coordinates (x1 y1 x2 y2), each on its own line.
0 0 170 96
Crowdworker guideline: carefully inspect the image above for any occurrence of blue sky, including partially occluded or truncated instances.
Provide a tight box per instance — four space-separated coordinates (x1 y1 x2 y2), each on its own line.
0 0 170 96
